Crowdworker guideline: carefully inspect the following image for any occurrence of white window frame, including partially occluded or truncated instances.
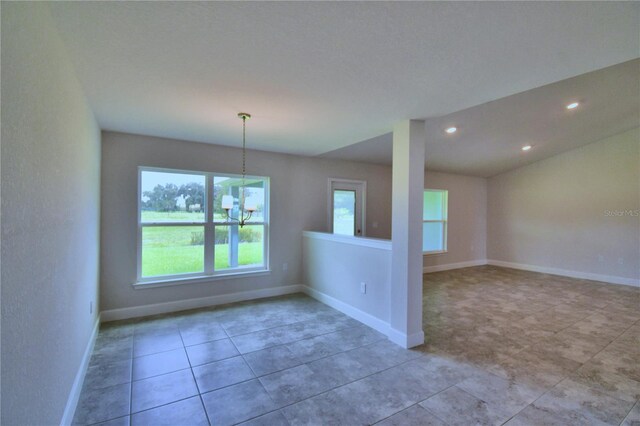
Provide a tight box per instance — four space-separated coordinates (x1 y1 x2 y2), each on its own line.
423 189 448 255
136 166 270 285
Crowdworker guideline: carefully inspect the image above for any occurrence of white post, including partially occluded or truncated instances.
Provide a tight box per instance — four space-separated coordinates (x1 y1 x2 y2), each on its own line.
389 120 425 348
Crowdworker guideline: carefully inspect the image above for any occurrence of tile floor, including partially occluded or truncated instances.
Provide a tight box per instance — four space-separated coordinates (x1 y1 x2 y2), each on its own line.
74 266 640 425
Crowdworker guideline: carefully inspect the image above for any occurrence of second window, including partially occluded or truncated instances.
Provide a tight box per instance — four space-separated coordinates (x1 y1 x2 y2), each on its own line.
423 189 448 254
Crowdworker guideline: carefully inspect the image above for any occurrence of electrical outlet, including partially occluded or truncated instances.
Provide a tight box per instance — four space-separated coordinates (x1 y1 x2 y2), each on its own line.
360 282 366 294
282 262 288 271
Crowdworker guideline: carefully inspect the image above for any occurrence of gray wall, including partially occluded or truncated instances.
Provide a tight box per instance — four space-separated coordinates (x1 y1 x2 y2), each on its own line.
100 131 393 311
424 171 488 268
303 233 391 326
487 127 640 282
1 3 101 424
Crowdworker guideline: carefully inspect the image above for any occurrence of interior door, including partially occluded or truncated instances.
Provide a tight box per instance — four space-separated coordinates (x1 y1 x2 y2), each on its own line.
329 179 366 236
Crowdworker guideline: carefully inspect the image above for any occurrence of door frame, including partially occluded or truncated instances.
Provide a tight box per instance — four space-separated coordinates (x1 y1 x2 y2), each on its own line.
327 178 367 236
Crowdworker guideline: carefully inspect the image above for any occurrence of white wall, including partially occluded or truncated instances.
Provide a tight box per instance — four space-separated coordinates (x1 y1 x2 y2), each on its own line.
487 128 640 285
303 232 391 333
1 3 101 424
423 171 487 271
100 131 393 312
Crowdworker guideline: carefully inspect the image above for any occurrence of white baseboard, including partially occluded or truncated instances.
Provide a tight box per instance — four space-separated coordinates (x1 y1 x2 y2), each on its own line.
423 259 487 273
302 286 427 349
387 328 425 349
487 260 639 287
60 314 101 426
101 285 305 322
302 285 391 338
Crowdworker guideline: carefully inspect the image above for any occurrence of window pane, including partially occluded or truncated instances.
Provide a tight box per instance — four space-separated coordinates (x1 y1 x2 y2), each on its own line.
423 222 444 252
423 191 443 220
333 190 355 235
214 176 266 223
214 225 264 270
142 226 204 277
239 225 264 267
141 171 205 223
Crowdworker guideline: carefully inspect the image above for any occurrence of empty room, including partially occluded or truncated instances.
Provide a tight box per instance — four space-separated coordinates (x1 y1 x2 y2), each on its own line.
2 2 639 425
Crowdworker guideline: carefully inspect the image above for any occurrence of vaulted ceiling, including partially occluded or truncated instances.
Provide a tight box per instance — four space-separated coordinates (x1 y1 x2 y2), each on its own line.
49 2 639 175
321 59 640 177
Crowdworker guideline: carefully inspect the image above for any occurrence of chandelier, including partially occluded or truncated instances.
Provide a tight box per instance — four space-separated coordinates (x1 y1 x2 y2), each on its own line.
221 112 257 227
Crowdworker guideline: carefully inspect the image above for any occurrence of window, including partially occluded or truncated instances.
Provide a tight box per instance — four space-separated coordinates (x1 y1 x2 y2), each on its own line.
423 189 447 254
138 167 269 283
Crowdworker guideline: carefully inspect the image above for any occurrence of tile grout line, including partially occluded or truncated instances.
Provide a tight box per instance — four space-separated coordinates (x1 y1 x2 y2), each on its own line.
423 281 631 424
128 341 133 424
133 315 364 359
83 274 639 426
125 317 386 424
225 330 287 426
195 333 391 399
185 340 424 425
230 322 365 356
498 371 584 426
496 300 640 425
373 383 459 425
122 326 389 418
221 310 352 339
186 324 218 425
266 356 428 424
618 400 639 426
267 350 470 424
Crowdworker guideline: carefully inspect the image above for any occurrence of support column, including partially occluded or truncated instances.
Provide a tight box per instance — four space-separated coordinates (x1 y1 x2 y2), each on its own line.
389 119 425 348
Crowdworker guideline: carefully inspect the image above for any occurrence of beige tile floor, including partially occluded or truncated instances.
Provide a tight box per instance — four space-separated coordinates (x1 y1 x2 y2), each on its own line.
73 266 640 425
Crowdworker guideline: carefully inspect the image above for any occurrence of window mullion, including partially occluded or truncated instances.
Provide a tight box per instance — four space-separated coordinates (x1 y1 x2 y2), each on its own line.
204 174 214 274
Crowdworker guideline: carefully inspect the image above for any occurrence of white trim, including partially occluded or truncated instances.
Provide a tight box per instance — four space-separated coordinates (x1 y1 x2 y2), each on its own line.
101 285 304 322
302 285 390 337
303 231 391 251
423 250 448 256
387 328 425 349
134 270 271 288
487 259 639 287
423 259 488 273
60 315 101 426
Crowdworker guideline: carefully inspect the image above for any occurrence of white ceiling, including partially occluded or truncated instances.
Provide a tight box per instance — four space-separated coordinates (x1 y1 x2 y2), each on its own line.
321 59 640 177
49 2 639 161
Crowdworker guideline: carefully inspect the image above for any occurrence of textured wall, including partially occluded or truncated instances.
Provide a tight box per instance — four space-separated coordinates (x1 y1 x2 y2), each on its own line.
1 3 101 424
100 131 392 311
488 128 640 282
423 171 488 268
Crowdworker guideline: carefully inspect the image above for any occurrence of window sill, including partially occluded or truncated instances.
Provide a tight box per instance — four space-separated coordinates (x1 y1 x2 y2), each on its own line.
133 269 271 289
423 250 448 257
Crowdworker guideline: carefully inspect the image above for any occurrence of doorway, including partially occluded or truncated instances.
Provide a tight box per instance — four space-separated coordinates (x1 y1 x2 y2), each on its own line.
328 178 366 236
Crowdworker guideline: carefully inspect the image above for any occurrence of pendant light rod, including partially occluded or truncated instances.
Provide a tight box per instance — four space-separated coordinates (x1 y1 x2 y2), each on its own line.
238 112 250 182
222 112 254 227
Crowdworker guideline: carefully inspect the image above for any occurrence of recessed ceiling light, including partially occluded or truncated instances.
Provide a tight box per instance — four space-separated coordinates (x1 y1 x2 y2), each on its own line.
566 102 579 110
522 145 532 151
445 127 457 134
